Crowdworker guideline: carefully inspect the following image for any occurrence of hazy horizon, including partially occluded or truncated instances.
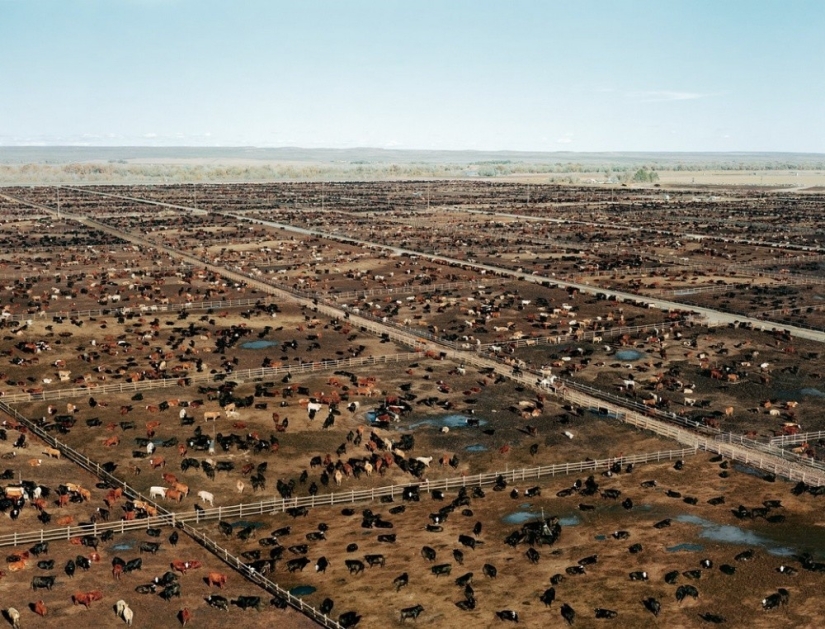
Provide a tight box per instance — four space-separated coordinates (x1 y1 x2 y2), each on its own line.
1 1 823 153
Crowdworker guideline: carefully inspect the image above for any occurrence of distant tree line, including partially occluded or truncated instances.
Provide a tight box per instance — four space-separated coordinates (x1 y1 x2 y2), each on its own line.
0 158 822 185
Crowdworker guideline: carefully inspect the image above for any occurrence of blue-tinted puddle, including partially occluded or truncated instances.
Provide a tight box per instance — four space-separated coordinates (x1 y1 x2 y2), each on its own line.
615 349 644 361
503 512 579 526
465 444 488 452
112 542 134 551
230 521 265 530
732 463 781 481
408 415 487 430
241 340 278 350
587 407 621 419
503 512 538 525
594 535 607 541
675 514 794 556
519 503 532 509
289 585 316 597
667 543 704 552
777 388 825 401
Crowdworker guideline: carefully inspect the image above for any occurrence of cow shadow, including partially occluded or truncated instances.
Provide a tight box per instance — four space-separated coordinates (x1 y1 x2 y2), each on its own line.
1 610 15 627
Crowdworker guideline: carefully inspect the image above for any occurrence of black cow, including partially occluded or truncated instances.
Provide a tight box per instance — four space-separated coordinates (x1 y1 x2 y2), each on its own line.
206 594 229 610
629 571 648 581
30 542 49 556
125 558 143 572
455 572 473 587
595 608 618 619
431 564 451 577
37 560 55 570
365 554 385 568
421 546 437 562
232 596 262 611
153 571 177 586
339 611 361 628
319 598 334 615
160 583 181 601
560 603 576 625
534 587 553 607
377 534 396 543
345 559 365 575
496 610 518 622
483 563 497 579
394 573 409 591
315 556 329 573
400 604 424 621
676 584 699 602
65 559 75 578
458 535 477 549
135 584 157 595
700 613 726 624
643 597 661 617
31 575 56 590
286 557 310 573
140 542 160 554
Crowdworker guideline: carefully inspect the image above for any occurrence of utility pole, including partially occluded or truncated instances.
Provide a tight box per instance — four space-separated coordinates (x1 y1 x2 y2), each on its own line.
56 186 60 219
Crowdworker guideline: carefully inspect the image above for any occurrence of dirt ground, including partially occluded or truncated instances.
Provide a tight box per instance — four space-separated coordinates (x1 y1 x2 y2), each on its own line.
191 453 825 629
0 525 316 629
2 181 825 628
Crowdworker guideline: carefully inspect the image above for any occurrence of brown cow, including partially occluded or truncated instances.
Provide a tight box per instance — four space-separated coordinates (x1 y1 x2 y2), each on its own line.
113 563 123 580
162 472 178 485
179 608 192 626
205 572 227 588
149 457 165 469
33 600 47 616
171 560 189 574
166 489 184 503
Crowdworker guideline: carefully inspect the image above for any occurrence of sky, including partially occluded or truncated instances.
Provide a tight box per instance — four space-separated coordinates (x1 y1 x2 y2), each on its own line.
0 0 823 152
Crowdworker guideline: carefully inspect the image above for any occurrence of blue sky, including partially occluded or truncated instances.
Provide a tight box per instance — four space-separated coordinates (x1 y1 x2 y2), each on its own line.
1 0 822 151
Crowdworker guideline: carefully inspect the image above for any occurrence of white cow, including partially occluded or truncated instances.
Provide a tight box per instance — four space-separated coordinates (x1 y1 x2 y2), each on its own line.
149 486 166 500
8 608 20 629
122 605 133 626
414 456 433 467
197 490 214 506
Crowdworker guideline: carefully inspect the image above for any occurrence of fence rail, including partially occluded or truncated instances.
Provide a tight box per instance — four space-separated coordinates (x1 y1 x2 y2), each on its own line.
769 430 825 447
2 352 422 403
329 280 481 302
0 447 698 548
0 295 275 324
181 523 344 629
0 397 342 628
476 320 686 351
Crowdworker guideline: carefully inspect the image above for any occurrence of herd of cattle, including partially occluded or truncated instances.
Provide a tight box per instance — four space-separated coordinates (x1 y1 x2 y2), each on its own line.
1 182 825 628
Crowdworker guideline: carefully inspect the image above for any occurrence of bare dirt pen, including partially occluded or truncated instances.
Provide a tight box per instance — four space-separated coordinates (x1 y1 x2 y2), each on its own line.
2 181 825 627
0 526 316 629
193 453 825 629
